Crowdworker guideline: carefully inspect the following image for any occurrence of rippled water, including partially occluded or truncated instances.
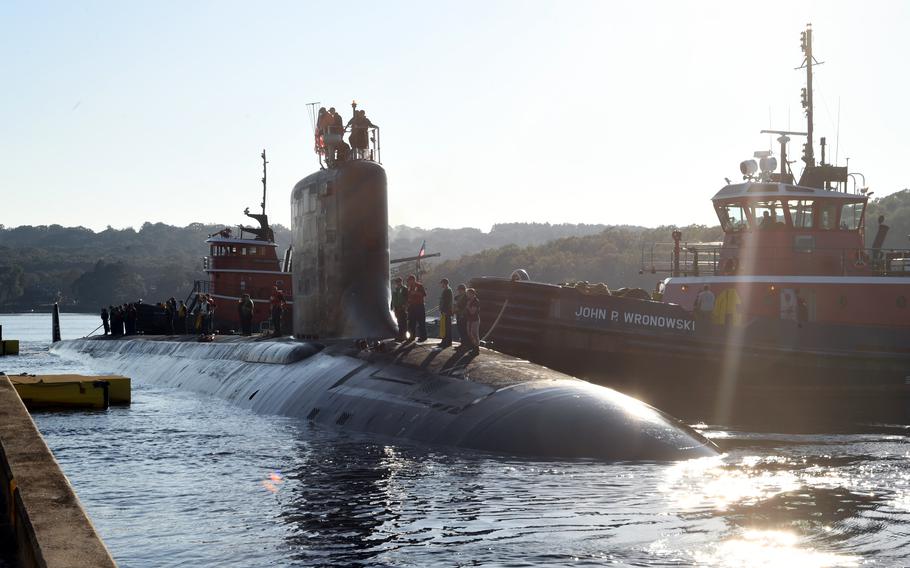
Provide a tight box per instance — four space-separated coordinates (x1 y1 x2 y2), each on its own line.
1 313 908 567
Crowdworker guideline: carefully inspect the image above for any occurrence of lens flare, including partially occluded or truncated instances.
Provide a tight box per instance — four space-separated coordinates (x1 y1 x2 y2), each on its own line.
261 470 285 493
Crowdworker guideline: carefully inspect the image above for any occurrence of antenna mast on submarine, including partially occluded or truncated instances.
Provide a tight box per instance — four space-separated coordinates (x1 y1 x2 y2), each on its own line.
260 149 268 216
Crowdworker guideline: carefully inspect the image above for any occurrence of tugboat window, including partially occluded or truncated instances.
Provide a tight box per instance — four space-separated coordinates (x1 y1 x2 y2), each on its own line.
818 203 837 230
718 203 749 232
788 199 815 229
753 200 785 228
840 202 864 230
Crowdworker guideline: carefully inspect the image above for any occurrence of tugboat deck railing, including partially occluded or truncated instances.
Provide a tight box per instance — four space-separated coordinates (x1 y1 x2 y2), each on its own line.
641 243 910 277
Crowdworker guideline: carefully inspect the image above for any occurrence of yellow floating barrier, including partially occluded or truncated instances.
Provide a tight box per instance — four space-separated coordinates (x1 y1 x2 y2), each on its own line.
1 339 19 356
8 374 131 410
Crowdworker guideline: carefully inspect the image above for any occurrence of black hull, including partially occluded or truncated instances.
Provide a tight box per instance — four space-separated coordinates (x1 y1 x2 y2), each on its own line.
471 278 910 430
50 335 718 461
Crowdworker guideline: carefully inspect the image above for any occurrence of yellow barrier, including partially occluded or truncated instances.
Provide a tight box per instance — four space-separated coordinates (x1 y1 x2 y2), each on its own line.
7 374 131 410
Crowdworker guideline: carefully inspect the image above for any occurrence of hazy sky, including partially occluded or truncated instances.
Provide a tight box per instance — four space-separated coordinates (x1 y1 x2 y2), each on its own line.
2 1 909 233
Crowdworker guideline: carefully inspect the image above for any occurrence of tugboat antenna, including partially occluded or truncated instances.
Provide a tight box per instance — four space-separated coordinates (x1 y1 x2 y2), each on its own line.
796 23 824 169
260 149 268 216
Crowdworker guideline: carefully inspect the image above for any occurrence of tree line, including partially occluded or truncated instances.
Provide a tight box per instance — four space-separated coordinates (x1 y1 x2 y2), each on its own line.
0 221 612 312
2 190 907 312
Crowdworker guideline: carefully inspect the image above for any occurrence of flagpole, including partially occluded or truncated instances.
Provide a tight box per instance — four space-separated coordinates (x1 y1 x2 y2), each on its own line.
416 240 426 281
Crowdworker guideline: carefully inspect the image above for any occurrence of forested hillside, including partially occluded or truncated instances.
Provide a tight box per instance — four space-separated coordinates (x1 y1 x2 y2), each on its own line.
2 189 908 312
0 221 610 311
0 222 291 311
865 189 910 248
422 225 724 293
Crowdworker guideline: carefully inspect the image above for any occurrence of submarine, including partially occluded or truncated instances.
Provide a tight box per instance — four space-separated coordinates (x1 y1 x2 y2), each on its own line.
52 109 717 461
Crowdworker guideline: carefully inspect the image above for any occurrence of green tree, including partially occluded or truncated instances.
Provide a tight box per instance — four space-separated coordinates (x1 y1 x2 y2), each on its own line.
0 265 25 306
71 260 147 309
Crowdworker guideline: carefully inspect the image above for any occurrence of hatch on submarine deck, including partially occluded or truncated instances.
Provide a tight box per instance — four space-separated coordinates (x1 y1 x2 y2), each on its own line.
53 105 719 461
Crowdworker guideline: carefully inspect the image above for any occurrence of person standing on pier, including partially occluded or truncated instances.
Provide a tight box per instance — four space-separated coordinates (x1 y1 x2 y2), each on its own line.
406 274 427 342
101 307 110 336
438 278 454 348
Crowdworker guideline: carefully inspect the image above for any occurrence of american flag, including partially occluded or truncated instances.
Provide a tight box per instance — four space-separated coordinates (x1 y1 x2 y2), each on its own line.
418 240 426 258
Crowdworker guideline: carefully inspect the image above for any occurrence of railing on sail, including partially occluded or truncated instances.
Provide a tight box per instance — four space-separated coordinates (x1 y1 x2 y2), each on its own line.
316 125 381 168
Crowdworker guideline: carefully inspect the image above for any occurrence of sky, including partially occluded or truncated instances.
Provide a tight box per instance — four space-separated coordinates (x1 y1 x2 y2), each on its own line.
2 1 909 233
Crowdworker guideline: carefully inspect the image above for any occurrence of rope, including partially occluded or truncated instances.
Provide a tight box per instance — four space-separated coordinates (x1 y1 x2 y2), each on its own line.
480 298 510 344
83 323 103 338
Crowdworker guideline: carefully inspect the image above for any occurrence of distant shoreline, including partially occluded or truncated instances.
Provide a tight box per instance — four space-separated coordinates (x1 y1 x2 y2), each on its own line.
0 310 96 316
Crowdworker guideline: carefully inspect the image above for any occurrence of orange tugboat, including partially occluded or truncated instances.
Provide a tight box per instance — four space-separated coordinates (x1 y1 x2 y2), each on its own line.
472 25 910 428
198 150 293 332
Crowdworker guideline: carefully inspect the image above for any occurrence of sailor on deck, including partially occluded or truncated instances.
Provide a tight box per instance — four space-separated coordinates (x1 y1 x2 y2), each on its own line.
238 294 254 336
694 285 715 329
325 107 349 166
406 274 427 342
269 286 286 336
347 109 377 159
438 278 454 348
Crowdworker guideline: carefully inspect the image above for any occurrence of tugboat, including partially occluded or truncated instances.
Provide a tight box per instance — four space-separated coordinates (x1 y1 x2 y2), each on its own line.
471 25 910 429
198 150 293 332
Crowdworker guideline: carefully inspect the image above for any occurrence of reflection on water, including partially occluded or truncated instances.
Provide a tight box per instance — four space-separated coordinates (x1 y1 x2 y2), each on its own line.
2 313 908 566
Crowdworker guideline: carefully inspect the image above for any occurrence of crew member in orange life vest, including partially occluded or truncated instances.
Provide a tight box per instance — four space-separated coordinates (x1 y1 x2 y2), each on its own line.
269 286 287 336
406 274 427 342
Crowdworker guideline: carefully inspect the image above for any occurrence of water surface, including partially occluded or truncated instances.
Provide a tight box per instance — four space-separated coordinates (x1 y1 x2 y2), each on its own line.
1 313 907 566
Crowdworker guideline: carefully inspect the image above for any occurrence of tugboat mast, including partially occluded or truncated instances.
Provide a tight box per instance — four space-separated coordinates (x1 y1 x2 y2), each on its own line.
797 23 821 169
260 149 268 216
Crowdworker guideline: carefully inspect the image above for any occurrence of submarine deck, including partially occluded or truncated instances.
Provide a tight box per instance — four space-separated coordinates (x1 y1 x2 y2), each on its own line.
82 334 564 391
58 333 719 460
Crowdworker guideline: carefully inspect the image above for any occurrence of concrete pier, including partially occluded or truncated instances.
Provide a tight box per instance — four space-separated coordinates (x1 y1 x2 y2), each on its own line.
0 376 117 567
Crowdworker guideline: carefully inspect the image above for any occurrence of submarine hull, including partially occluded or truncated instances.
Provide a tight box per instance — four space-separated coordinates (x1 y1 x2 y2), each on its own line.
51 336 718 461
